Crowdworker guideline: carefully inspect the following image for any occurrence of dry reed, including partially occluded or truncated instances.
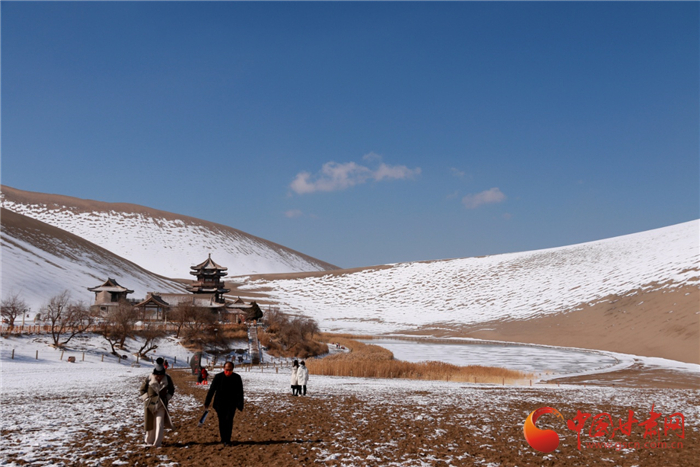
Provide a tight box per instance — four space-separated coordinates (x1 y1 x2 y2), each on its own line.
308 337 531 384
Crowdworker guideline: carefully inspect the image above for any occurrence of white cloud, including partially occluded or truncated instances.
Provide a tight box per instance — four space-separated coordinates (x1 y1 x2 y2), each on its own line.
374 163 422 181
284 209 304 218
290 159 421 195
450 167 466 178
461 187 506 209
362 151 383 162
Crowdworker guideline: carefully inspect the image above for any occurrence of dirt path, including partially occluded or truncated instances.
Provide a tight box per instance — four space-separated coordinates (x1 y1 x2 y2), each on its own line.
90 369 700 467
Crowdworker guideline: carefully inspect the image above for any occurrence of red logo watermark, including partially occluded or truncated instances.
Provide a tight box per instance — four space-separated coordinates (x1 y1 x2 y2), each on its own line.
523 404 685 453
523 407 564 453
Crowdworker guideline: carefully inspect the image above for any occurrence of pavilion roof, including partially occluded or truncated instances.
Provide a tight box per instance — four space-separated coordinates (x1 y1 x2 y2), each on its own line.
190 254 228 273
87 278 134 294
134 293 170 308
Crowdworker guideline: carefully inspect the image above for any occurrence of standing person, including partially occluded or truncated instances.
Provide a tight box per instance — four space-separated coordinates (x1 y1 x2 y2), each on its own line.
204 361 244 446
297 361 309 396
290 360 300 396
155 357 175 395
139 364 175 448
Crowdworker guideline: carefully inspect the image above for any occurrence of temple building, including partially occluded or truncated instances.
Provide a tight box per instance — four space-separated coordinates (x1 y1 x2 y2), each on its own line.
186 254 230 303
89 254 253 324
87 278 134 314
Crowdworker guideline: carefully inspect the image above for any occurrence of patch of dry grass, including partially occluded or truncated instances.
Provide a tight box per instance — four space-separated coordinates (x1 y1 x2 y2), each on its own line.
259 329 329 359
220 325 248 340
308 337 531 384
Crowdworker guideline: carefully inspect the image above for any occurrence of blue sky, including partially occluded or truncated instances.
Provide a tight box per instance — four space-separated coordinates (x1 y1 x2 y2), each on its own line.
2 2 698 269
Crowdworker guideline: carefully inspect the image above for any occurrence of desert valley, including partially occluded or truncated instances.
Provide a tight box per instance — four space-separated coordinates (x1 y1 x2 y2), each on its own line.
1 185 698 466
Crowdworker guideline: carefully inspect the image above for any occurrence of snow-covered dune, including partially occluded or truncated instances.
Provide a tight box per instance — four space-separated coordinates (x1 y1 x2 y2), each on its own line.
1 185 338 278
238 220 699 334
1 208 187 311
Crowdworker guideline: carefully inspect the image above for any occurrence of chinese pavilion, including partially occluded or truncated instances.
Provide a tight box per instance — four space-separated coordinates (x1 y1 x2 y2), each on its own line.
186 254 230 303
87 278 134 313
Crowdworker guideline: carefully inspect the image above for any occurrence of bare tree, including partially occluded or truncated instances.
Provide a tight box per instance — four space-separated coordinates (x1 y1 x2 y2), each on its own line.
134 324 166 359
169 302 197 338
96 300 139 354
114 300 139 349
300 317 320 340
280 317 304 348
1 292 30 329
264 308 288 333
184 307 217 334
262 310 321 354
179 307 218 349
97 318 124 356
42 291 92 347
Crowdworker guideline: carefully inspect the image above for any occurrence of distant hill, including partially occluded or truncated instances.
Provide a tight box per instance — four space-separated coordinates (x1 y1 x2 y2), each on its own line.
234 220 700 363
2 185 697 363
1 208 187 311
1 185 339 279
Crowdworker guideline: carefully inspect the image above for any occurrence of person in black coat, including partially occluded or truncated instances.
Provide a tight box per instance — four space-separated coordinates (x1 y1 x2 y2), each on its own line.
204 361 244 446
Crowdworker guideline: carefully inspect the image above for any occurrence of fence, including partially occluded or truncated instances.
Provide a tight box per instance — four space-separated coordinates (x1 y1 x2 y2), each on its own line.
0 322 201 335
5 347 182 367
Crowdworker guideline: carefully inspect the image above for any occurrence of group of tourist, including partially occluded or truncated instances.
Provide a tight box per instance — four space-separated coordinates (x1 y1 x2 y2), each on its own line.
138 356 311 447
289 359 309 396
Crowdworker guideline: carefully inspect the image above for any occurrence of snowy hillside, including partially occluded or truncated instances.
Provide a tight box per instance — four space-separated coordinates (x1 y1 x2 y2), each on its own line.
237 220 700 334
1 208 187 311
1 186 338 278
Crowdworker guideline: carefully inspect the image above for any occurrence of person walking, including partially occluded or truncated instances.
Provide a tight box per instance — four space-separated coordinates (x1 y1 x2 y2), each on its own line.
155 357 175 395
290 360 300 396
204 361 244 446
139 364 175 448
297 360 309 396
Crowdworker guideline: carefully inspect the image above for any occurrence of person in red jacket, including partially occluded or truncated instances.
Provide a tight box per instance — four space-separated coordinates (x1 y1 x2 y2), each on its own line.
200 367 209 385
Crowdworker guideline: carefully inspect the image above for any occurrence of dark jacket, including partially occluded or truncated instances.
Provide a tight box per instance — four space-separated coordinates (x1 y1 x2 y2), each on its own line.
204 371 244 414
165 374 175 403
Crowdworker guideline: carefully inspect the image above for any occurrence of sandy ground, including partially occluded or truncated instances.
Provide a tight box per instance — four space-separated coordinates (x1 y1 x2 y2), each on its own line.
65 369 699 467
412 285 699 365
227 274 699 365
549 364 700 390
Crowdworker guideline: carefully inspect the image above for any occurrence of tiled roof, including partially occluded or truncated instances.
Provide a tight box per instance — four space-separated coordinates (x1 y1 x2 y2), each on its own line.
190 253 228 273
87 278 134 294
134 293 170 308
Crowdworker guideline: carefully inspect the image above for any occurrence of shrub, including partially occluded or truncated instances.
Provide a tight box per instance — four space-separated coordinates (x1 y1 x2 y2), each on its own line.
260 311 326 358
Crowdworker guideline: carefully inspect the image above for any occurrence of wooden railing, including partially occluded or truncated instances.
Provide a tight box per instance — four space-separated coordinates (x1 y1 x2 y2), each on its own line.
1 321 251 335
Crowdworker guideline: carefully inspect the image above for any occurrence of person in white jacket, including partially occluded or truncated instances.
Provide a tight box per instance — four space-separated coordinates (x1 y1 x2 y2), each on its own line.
138 365 174 447
290 360 300 396
297 361 309 396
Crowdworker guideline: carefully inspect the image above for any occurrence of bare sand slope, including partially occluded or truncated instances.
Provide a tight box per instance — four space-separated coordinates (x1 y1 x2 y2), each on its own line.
409 285 700 365
226 270 699 364
1 208 186 307
1 184 339 275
